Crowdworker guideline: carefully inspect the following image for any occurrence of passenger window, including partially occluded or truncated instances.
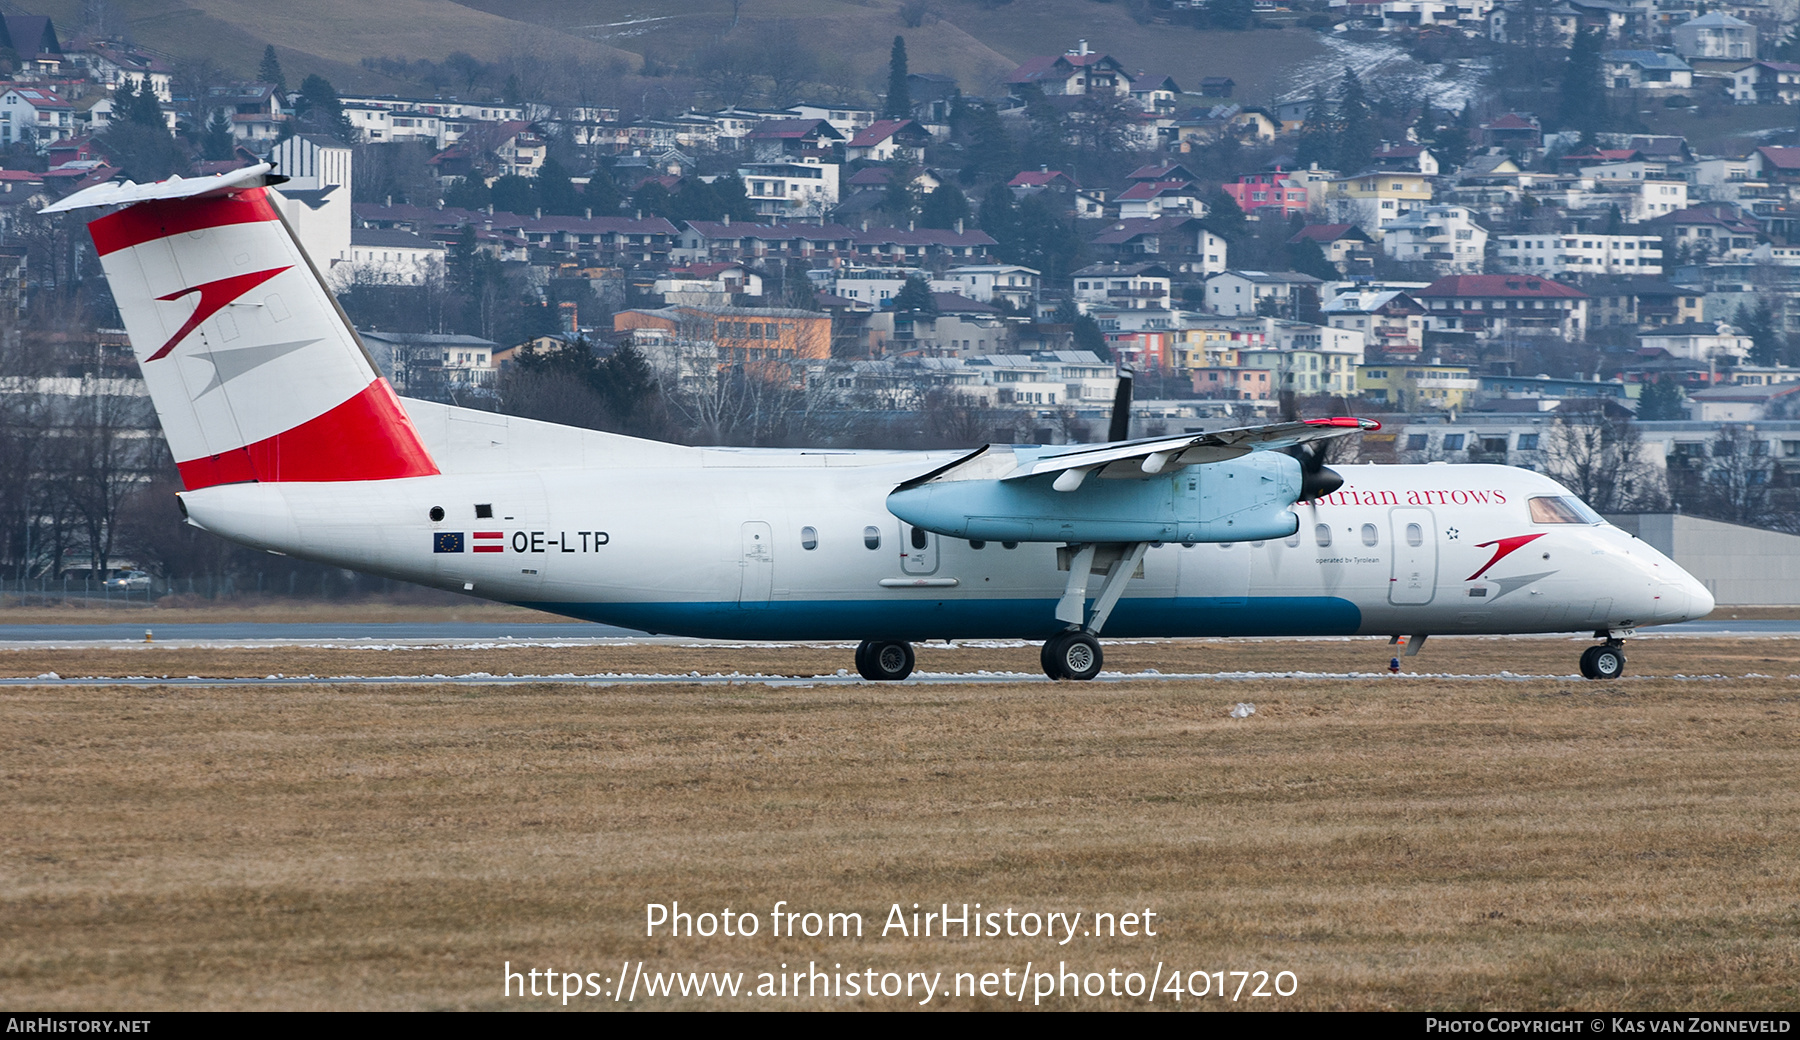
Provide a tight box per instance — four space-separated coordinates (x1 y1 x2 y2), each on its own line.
1315 524 1332 547
863 526 881 550
801 526 818 550
1285 532 1301 548
1002 541 1019 549
1361 523 1378 547
910 526 928 550
969 540 985 549
1406 523 1423 547
1250 541 1265 548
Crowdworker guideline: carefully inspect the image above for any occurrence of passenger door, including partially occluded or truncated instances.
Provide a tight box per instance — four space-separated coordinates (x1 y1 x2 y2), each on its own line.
1388 507 1438 606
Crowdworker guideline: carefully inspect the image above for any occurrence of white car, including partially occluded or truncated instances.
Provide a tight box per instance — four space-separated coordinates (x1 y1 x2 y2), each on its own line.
103 570 151 590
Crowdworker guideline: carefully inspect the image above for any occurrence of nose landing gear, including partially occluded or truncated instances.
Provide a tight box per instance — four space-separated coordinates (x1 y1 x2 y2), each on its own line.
1579 639 1626 680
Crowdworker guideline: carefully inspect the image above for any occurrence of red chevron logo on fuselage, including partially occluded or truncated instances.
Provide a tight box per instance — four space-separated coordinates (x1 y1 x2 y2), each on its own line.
1466 533 1547 581
145 266 291 362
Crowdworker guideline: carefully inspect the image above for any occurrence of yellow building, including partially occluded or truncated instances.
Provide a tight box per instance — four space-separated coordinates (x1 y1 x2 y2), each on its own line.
1171 325 1267 372
1357 362 1479 410
1327 171 1433 231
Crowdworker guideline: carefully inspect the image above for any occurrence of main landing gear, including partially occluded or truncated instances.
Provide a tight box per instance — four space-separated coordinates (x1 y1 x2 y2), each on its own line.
1038 541 1150 681
855 639 915 681
1579 635 1627 680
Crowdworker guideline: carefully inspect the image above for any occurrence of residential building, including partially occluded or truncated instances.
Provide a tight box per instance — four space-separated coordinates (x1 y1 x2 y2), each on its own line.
1637 322 1753 362
1586 276 1705 327
1006 41 1131 98
1358 361 1481 410
615 305 832 383
343 228 443 286
1326 170 1432 232
1416 274 1590 339
1380 205 1490 273
1222 169 1309 219
1072 262 1173 313
0 86 73 149
738 158 840 222
1647 203 1760 262
1323 289 1429 355
1671 12 1756 60
844 119 931 163
943 265 1040 310
1205 270 1324 316
1087 216 1228 275
1604 50 1694 90
1497 232 1665 276
1289 224 1375 275
1728 60 1800 103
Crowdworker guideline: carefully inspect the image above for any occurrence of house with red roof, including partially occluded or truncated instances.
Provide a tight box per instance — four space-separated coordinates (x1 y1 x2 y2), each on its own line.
1416 274 1589 340
0 86 75 150
844 119 931 163
1115 180 1204 219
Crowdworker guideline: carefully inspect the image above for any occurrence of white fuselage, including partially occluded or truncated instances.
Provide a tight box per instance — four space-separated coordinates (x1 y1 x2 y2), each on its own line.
178 424 1713 641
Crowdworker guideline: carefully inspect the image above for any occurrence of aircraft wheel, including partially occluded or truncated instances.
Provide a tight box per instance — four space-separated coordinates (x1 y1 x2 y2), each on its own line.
1580 645 1625 681
858 640 914 681
1044 631 1103 681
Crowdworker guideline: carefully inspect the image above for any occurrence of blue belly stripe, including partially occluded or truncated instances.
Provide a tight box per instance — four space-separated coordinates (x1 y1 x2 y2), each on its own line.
511 596 1364 640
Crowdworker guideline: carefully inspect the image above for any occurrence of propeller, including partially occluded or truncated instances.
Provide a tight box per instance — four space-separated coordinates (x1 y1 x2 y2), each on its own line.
1107 367 1134 443
1279 390 1345 504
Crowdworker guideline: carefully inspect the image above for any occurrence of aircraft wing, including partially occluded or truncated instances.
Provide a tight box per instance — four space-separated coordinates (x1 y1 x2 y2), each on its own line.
899 416 1379 492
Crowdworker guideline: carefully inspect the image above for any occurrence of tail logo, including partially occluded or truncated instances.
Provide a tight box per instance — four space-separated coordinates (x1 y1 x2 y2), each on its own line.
146 266 291 362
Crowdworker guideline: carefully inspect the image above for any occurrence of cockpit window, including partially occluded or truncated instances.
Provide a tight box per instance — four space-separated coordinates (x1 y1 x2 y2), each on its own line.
1529 495 1604 525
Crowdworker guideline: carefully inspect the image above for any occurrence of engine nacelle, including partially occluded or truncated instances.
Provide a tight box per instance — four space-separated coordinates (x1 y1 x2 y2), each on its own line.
887 450 1304 544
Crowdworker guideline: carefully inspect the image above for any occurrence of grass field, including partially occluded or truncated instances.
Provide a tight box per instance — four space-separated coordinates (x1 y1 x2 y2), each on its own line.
2 636 1798 1010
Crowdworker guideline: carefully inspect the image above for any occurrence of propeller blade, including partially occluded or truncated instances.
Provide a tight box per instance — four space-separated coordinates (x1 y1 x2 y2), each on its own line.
1107 368 1134 443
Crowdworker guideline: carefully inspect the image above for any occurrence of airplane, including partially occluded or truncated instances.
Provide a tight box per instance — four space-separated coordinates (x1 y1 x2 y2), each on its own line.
44 166 1714 682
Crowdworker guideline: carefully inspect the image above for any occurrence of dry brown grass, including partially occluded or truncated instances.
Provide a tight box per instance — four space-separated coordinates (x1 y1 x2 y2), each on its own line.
2 638 1799 1010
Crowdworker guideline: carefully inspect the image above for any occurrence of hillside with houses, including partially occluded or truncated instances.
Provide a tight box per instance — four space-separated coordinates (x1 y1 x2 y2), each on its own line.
7 1 1800 582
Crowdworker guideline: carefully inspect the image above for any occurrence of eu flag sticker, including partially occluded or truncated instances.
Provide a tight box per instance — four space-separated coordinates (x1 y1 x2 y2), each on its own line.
434 532 465 553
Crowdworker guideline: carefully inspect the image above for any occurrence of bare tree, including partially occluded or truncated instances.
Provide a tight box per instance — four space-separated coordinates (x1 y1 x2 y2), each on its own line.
1540 414 1667 513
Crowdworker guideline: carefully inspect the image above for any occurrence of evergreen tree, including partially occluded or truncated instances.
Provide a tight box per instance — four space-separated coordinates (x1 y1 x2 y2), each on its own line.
533 157 582 216
258 45 287 94
706 174 756 221
920 183 970 229
631 179 673 218
979 182 1017 243
1559 27 1607 143
893 274 937 315
1737 299 1782 366
444 176 490 211
1294 88 1336 169
1636 377 1686 421
582 167 623 215
1414 100 1437 146
1335 68 1375 174
883 167 919 220
202 109 235 160
490 174 535 215
122 81 164 128
783 259 820 310
956 101 1016 183
1434 106 1472 170
1201 188 1247 244
1286 236 1340 281
294 74 352 141
1072 313 1109 359
885 36 911 120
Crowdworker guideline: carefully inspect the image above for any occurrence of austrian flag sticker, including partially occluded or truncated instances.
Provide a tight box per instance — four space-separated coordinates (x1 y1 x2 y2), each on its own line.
472 531 506 553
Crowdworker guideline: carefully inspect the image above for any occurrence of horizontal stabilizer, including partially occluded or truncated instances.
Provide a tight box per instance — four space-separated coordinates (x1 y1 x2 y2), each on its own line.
40 163 281 214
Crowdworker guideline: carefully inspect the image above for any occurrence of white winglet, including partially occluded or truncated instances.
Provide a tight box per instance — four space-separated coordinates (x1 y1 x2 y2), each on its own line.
40 163 278 214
